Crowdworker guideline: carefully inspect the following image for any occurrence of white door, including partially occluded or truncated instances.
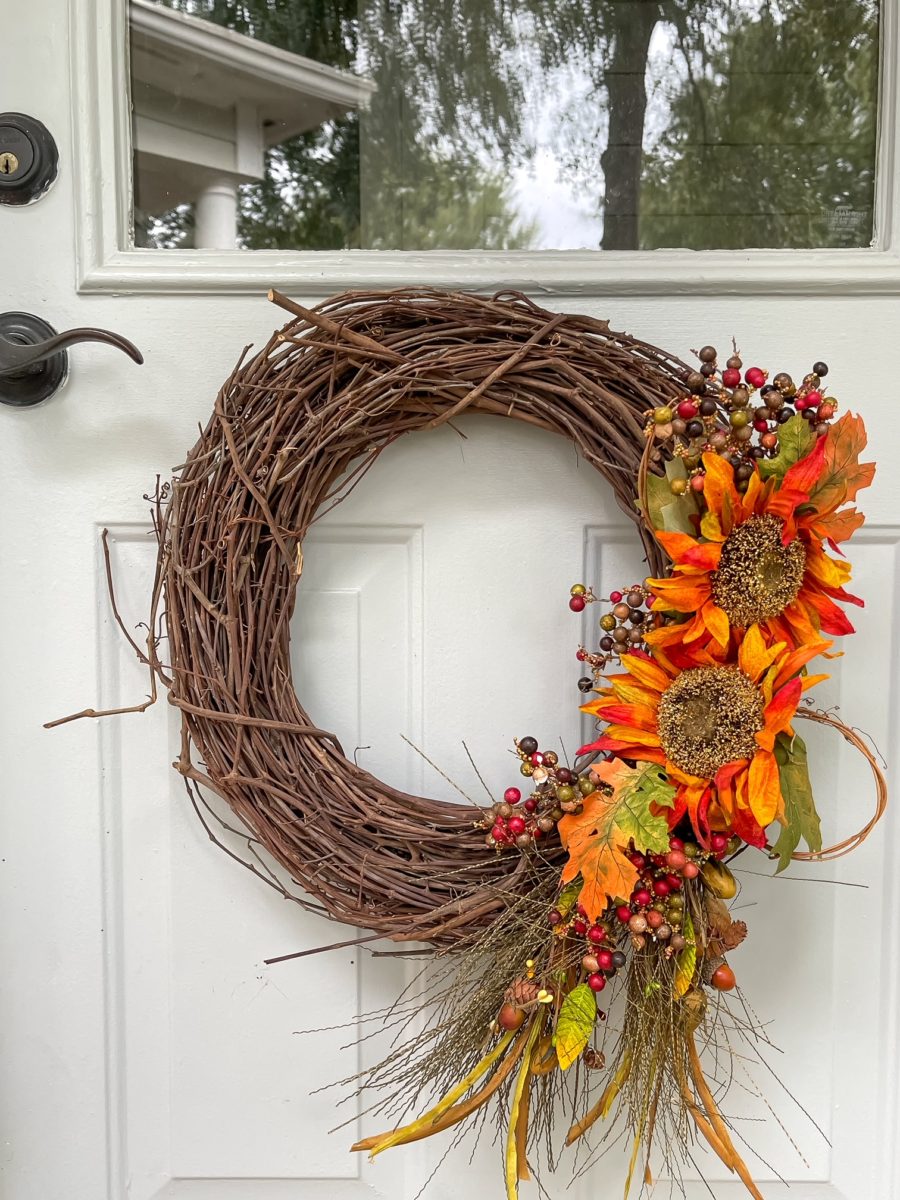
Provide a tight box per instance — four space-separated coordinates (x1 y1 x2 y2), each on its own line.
2 3 899 1199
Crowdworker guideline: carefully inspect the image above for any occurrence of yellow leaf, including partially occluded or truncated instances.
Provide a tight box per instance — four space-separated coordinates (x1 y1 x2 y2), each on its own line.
674 910 697 998
553 984 596 1071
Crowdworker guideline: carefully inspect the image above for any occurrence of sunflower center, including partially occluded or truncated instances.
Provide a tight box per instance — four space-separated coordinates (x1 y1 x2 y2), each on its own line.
711 513 806 629
657 666 764 779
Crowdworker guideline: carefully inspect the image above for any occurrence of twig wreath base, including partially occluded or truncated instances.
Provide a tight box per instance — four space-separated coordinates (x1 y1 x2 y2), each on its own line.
48 288 885 953
156 288 697 946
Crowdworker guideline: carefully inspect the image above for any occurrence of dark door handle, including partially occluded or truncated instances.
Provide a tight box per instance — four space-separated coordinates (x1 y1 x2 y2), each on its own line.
0 311 143 407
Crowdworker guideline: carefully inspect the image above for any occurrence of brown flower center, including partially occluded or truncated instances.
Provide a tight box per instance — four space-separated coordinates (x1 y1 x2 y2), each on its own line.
657 666 764 779
711 513 806 629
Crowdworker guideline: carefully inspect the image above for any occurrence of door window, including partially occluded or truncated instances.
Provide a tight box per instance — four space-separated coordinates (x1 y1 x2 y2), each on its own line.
129 0 880 252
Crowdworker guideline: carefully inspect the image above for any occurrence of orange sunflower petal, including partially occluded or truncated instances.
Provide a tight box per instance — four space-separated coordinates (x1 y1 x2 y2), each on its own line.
649 578 712 614
760 677 802 746
738 624 786 683
700 452 741 535
695 599 731 649
619 652 672 695
748 750 782 827
772 638 833 690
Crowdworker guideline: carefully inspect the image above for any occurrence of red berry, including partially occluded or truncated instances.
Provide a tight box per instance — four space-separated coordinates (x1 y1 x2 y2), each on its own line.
531 752 543 765
645 593 656 607
630 852 647 870
710 832 729 854
508 816 526 836
616 905 632 924
669 837 684 851
690 473 706 493
745 367 766 388
588 925 606 945
576 903 588 917
548 908 563 925
652 879 670 897
795 395 809 411
722 368 741 387
575 648 586 661
753 419 769 432
646 909 664 929
504 787 521 805
805 390 822 408
711 963 736 991
597 948 615 970
523 798 537 812
666 849 687 871
633 888 652 907
569 595 586 612
683 861 700 879
492 825 509 844
609 591 623 603
665 873 682 891
572 918 588 937
587 973 606 992
677 400 699 420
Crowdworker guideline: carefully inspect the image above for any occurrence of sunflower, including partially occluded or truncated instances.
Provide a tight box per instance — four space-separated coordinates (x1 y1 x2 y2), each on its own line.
644 414 873 654
577 627 829 845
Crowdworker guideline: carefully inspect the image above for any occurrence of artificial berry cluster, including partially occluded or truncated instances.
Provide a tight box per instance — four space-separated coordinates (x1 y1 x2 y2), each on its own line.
612 836 702 954
547 902 627 994
569 583 656 689
648 348 837 496
483 736 595 851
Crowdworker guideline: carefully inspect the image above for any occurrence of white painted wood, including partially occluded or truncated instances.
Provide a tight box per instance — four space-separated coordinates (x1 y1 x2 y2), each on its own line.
2 2 900 1199
70 0 900 294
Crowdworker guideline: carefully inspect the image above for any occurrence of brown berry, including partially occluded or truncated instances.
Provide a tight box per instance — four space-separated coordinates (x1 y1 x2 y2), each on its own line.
498 1003 526 1030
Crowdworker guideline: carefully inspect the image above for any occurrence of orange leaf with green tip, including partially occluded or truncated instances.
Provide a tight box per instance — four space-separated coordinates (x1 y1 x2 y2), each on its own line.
558 760 675 921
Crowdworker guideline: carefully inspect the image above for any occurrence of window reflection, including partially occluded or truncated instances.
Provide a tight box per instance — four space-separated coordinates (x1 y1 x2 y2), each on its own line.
130 0 879 252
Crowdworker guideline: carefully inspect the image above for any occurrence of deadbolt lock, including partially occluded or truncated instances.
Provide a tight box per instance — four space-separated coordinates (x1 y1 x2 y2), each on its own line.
0 113 58 205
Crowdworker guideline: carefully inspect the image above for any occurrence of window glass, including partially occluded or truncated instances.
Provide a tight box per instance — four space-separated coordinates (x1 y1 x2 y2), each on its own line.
129 0 879 251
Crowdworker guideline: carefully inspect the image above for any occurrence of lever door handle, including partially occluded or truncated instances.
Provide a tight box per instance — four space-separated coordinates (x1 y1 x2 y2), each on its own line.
0 311 143 407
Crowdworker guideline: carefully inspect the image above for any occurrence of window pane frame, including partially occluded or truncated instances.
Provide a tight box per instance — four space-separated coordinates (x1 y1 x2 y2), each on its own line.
73 0 900 295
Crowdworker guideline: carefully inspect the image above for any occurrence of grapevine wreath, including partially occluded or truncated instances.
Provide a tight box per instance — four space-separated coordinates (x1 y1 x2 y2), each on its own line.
81 289 888 1197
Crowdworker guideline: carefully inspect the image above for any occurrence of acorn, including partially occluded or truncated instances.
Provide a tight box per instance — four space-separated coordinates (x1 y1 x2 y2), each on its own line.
700 859 738 899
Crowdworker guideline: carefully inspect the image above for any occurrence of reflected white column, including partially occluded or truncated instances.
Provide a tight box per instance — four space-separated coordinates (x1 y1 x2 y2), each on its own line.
194 177 239 249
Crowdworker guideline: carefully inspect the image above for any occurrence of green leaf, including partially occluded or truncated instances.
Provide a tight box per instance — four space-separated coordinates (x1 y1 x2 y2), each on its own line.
674 910 696 997
758 414 816 482
556 879 582 918
642 457 700 537
613 762 676 856
553 983 596 1071
771 732 822 872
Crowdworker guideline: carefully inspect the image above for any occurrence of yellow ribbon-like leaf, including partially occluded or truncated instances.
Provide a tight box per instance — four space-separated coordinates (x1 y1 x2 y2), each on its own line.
552 983 596 1071
674 910 697 998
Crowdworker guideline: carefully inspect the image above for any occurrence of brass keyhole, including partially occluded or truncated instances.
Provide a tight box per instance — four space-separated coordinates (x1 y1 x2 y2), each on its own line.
0 152 19 175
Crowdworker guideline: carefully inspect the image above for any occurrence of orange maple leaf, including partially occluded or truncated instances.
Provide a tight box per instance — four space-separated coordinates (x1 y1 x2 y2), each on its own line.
558 769 639 922
807 412 876 522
